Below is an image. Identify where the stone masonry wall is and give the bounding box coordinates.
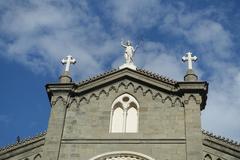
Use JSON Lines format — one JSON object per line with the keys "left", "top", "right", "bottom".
{"left": 61, "top": 80, "right": 186, "bottom": 159}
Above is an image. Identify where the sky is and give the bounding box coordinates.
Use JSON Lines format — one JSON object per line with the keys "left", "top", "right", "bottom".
{"left": 0, "top": 0, "right": 240, "bottom": 147}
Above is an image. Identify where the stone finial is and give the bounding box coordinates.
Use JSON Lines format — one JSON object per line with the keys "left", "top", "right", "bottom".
{"left": 59, "top": 55, "right": 76, "bottom": 83}
{"left": 61, "top": 55, "right": 76, "bottom": 72}
{"left": 182, "top": 52, "right": 198, "bottom": 81}
{"left": 119, "top": 40, "right": 137, "bottom": 70}
{"left": 182, "top": 52, "right": 197, "bottom": 70}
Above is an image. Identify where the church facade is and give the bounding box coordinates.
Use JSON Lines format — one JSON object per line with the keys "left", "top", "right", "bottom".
{"left": 0, "top": 51, "right": 240, "bottom": 160}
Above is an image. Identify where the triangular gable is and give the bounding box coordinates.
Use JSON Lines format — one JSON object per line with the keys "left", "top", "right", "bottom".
{"left": 75, "top": 68, "right": 178, "bottom": 95}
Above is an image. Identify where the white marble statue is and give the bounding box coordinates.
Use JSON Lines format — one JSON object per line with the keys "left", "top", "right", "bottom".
{"left": 182, "top": 52, "right": 197, "bottom": 70}
{"left": 61, "top": 55, "right": 76, "bottom": 72}
{"left": 121, "top": 40, "right": 138, "bottom": 64}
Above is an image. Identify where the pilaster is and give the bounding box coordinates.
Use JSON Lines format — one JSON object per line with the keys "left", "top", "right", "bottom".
{"left": 178, "top": 81, "right": 208, "bottom": 160}
{"left": 42, "top": 83, "right": 75, "bottom": 160}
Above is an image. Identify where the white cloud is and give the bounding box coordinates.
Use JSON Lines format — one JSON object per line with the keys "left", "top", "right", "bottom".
{"left": 187, "top": 20, "right": 233, "bottom": 59}
{"left": 201, "top": 61, "right": 240, "bottom": 141}
{"left": 106, "top": 0, "right": 161, "bottom": 30}
{"left": 202, "top": 84, "right": 240, "bottom": 141}
{"left": 0, "top": 0, "right": 120, "bottom": 77}
{"left": 136, "top": 41, "right": 186, "bottom": 80}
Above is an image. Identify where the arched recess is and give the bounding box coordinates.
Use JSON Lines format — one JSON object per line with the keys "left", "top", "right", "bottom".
{"left": 204, "top": 154, "right": 212, "bottom": 160}
{"left": 110, "top": 93, "right": 139, "bottom": 133}
{"left": 89, "top": 151, "right": 155, "bottom": 160}
{"left": 34, "top": 154, "right": 41, "bottom": 160}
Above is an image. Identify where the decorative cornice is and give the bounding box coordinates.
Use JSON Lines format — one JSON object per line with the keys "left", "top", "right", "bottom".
{"left": 74, "top": 68, "right": 207, "bottom": 110}
{"left": 202, "top": 129, "right": 240, "bottom": 148}
{"left": 183, "top": 94, "right": 202, "bottom": 105}
{"left": 70, "top": 81, "right": 183, "bottom": 107}
{"left": 51, "top": 96, "right": 68, "bottom": 106}
{"left": 79, "top": 69, "right": 118, "bottom": 85}
{"left": 78, "top": 68, "right": 177, "bottom": 87}
{"left": 136, "top": 68, "right": 177, "bottom": 84}
{"left": 0, "top": 131, "right": 46, "bottom": 154}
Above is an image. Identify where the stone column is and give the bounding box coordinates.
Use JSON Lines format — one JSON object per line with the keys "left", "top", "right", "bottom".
{"left": 178, "top": 79, "right": 208, "bottom": 160}
{"left": 42, "top": 82, "right": 75, "bottom": 160}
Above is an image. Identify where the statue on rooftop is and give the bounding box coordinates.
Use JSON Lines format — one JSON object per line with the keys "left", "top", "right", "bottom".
{"left": 121, "top": 40, "right": 138, "bottom": 64}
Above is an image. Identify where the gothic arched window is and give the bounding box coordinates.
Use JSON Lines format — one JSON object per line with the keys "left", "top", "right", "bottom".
{"left": 110, "top": 93, "right": 139, "bottom": 133}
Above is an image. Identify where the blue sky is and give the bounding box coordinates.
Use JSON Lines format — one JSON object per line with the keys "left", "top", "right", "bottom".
{"left": 0, "top": 0, "right": 240, "bottom": 147}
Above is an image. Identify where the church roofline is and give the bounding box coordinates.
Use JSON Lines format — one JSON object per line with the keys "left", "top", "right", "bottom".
{"left": 0, "top": 131, "right": 46, "bottom": 155}
{"left": 202, "top": 130, "right": 240, "bottom": 147}
{"left": 203, "top": 130, "right": 240, "bottom": 158}
{"left": 78, "top": 68, "right": 177, "bottom": 87}
{"left": 75, "top": 68, "right": 208, "bottom": 101}
{"left": 45, "top": 67, "right": 208, "bottom": 110}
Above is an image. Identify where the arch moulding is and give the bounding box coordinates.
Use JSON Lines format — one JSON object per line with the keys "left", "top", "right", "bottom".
{"left": 89, "top": 151, "right": 155, "bottom": 160}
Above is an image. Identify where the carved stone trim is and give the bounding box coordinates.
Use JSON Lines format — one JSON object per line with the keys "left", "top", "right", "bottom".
{"left": 51, "top": 96, "right": 68, "bottom": 106}
{"left": 202, "top": 130, "right": 240, "bottom": 148}
{"left": 34, "top": 153, "right": 42, "bottom": 159}
{"left": 204, "top": 154, "right": 212, "bottom": 160}
{"left": 183, "top": 94, "right": 202, "bottom": 105}
{"left": 68, "top": 81, "right": 183, "bottom": 108}
{"left": 89, "top": 151, "right": 155, "bottom": 160}
{"left": 68, "top": 98, "right": 79, "bottom": 108}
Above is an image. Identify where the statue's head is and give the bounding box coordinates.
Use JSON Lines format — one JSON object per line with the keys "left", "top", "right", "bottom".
{"left": 127, "top": 40, "right": 131, "bottom": 46}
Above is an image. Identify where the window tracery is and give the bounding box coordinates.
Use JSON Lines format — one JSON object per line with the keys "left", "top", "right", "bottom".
{"left": 110, "top": 93, "right": 139, "bottom": 133}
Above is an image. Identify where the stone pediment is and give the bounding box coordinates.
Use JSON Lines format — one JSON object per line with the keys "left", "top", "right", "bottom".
{"left": 67, "top": 68, "right": 207, "bottom": 96}
{"left": 75, "top": 68, "right": 178, "bottom": 94}
{"left": 46, "top": 68, "right": 208, "bottom": 110}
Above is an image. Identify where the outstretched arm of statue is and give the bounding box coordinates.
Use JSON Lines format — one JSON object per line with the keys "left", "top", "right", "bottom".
{"left": 121, "top": 41, "right": 127, "bottom": 48}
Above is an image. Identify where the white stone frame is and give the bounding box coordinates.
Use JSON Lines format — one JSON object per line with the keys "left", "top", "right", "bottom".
{"left": 89, "top": 151, "right": 155, "bottom": 160}
{"left": 109, "top": 93, "right": 139, "bottom": 133}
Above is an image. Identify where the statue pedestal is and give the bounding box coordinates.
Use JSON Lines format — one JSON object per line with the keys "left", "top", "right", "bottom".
{"left": 119, "top": 63, "right": 137, "bottom": 70}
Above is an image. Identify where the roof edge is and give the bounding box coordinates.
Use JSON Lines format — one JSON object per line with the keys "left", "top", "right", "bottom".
{"left": 202, "top": 129, "right": 240, "bottom": 150}
{"left": 78, "top": 68, "right": 178, "bottom": 87}
{"left": 0, "top": 131, "right": 46, "bottom": 155}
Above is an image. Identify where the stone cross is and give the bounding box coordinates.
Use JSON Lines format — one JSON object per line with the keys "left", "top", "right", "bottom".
{"left": 61, "top": 55, "right": 76, "bottom": 72}
{"left": 182, "top": 52, "right": 197, "bottom": 70}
